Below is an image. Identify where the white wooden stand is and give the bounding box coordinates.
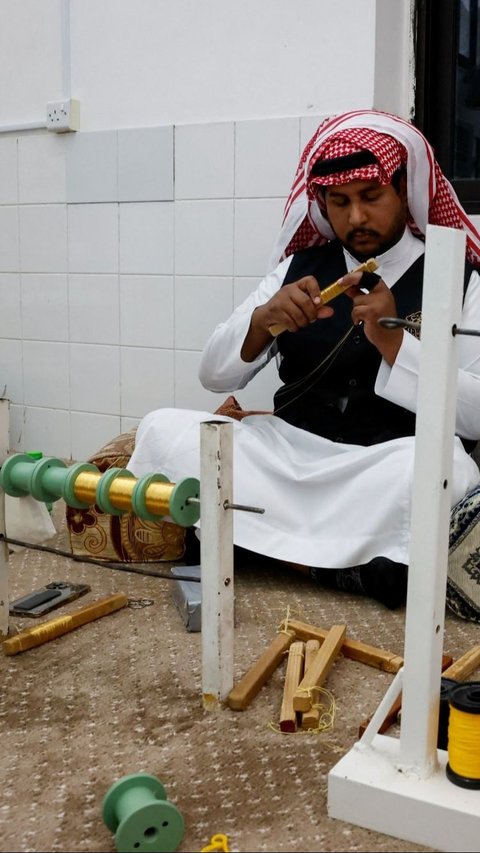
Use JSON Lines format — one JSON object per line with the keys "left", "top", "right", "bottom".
{"left": 0, "top": 398, "right": 10, "bottom": 637}
{"left": 328, "top": 734, "right": 479, "bottom": 851}
{"left": 327, "top": 226, "right": 480, "bottom": 851}
{"left": 200, "top": 420, "right": 235, "bottom": 709}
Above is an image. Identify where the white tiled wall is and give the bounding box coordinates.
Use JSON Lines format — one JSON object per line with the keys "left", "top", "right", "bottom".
{"left": 0, "top": 116, "right": 318, "bottom": 460}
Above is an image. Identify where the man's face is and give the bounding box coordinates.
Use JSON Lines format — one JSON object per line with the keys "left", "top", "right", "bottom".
{"left": 323, "top": 177, "right": 408, "bottom": 260}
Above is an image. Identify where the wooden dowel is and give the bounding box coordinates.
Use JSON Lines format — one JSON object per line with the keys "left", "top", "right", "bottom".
{"left": 2, "top": 592, "right": 128, "bottom": 655}
{"left": 279, "top": 641, "right": 305, "bottom": 732}
{"left": 293, "top": 624, "right": 346, "bottom": 713}
{"left": 287, "top": 619, "right": 403, "bottom": 673}
{"left": 227, "top": 629, "right": 296, "bottom": 711}
{"left": 357, "top": 653, "right": 454, "bottom": 738}
{"left": 442, "top": 644, "right": 480, "bottom": 680}
{"left": 389, "top": 647, "right": 480, "bottom": 731}
{"left": 302, "top": 639, "right": 321, "bottom": 730}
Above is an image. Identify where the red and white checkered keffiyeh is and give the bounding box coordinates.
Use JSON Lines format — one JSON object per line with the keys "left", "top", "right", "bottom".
{"left": 307, "top": 127, "right": 407, "bottom": 193}
{"left": 268, "top": 109, "right": 480, "bottom": 271}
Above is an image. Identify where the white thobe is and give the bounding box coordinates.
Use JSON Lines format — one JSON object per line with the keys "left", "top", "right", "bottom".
{"left": 128, "top": 229, "right": 480, "bottom": 569}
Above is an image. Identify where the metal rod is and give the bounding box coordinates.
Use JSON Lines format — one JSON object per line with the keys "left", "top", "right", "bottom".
{"left": 452, "top": 325, "right": 480, "bottom": 337}
{"left": 378, "top": 317, "right": 421, "bottom": 331}
{"left": 187, "top": 496, "right": 265, "bottom": 514}
{"left": 223, "top": 500, "right": 265, "bottom": 514}
{"left": 379, "top": 317, "right": 480, "bottom": 338}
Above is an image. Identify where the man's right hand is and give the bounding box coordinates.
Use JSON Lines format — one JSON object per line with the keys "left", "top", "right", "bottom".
{"left": 256, "top": 276, "right": 334, "bottom": 334}
{"left": 241, "top": 276, "right": 334, "bottom": 362}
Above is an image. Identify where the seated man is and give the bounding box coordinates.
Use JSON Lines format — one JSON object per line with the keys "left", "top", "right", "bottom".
{"left": 128, "top": 109, "right": 480, "bottom": 610}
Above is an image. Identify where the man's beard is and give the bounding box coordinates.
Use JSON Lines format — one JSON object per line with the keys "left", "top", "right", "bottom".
{"left": 344, "top": 225, "right": 405, "bottom": 260}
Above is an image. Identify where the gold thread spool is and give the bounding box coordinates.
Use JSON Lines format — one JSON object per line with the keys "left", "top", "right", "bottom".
{"left": 73, "top": 470, "right": 102, "bottom": 504}
{"left": 268, "top": 257, "right": 378, "bottom": 337}
{"left": 3, "top": 593, "right": 128, "bottom": 655}
{"left": 73, "top": 470, "right": 175, "bottom": 516}
{"left": 446, "top": 681, "right": 480, "bottom": 789}
{"left": 144, "top": 481, "right": 175, "bottom": 516}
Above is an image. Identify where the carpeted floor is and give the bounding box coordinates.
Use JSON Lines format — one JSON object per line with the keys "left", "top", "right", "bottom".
{"left": 1, "top": 502, "right": 478, "bottom": 853}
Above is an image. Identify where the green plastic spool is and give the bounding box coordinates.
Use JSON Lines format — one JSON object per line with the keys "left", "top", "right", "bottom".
{"left": 95, "top": 467, "right": 135, "bottom": 516}
{"left": 130, "top": 473, "right": 169, "bottom": 522}
{"left": 28, "top": 456, "right": 67, "bottom": 503}
{"left": 27, "top": 452, "right": 54, "bottom": 511}
{"left": 167, "top": 477, "right": 200, "bottom": 527}
{"left": 102, "top": 773, "right": 185, "bottom": 853}
{"left": 0, "top": 454, "right": 44, "bottom": 498}
{"left": 62, "top": 462, "right": 99, "bottom": 509}
{"left": 0, "top": 453, "right": 200, "bottom": 526}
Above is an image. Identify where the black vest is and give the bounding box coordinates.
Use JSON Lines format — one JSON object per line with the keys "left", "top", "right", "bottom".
{"left": 273, "top": 239, "right": 475, "bottom": 451}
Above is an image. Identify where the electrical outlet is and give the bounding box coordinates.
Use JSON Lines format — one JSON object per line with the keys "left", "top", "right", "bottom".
{"left": 46, "top": 99, "right": 80, "bottom": 133}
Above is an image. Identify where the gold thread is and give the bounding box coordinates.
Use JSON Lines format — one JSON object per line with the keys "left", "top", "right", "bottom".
{"left": 268, "top": 686, "right": 336, "bottom": 735}
{"left": 448, "top": 706, "right": 480, "bottom": 779}
{"left": 276, "top": 604, "right": 308, "bottom": 635}
{"left": 73, "top": 470, "right": 176, "bottom": 516}
{"left": 277, "top": 603, "right": 292, "bottom": 636}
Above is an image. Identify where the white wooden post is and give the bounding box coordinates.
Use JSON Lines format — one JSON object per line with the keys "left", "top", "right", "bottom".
{"left": 399, "top": 225, "right": 465, "bottom": 774}
{"left": 200, "top": 420, "right": 234, "bottom": 709}
{"left": 328, "top": 226, "right": 480, "bottom": 851}
{"left": 0, "top": 398, "right": 10, "bottom": 637}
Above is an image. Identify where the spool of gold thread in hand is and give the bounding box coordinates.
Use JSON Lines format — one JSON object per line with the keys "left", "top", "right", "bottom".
{"left": 3, "top": 592, "right": 128, "bottom": 655}
{"left": 268, "top": 257, "right": 378, "bottom": 337}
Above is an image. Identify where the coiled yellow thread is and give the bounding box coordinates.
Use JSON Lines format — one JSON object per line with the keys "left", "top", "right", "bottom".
{"left": 446, "top": 682, "right": 480, "bottom": 788}
{"left": 201, "top": 833, "right": 230, "bottom": 852}
{"left": 448, "top": 706, "right": 480, "bottom": 780}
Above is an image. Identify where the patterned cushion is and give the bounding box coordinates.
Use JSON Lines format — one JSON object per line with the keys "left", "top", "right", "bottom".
{"left": 448, "top": 483, "right": 480, "bottom": 622}
{"left": 66, "top": 428, "right": 186, "bottom": 563}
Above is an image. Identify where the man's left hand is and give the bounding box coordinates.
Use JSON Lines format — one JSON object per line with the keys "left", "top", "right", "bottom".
{"left": 342, "top": 271, "right": 403, "bottom": 365}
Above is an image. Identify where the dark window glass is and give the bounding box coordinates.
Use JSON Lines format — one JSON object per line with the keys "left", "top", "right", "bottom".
{"left": 415, "top": 0, "right": 480, "bottom": 212}
{"left": 455, "top": 0, "right": 480, "bottom": 179}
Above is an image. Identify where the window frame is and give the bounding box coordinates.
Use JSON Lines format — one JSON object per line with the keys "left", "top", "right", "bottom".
{"left": 415, "top": 0, "right": 480, "bottom": 213}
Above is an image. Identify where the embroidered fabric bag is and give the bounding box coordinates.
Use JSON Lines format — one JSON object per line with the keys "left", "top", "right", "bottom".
{"left": 448, "top": 484, "right": 480, "bottom": 623}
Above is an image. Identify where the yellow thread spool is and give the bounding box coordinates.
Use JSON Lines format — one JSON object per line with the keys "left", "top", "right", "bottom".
{"left": 73, "top": 470, "right": 174, "bottom": 515}
{"left": 446, "top": 681, "right": 480, "bottom": 789}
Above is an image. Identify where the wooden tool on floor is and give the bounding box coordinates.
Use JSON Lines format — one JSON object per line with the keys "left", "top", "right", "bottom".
{"left": 302, "top": 639, "right": 321, "bottom": 730}
{"left": 268, "top": 258, "right": 378, "bottom": 337}
{"left": 392, "top": 645, "right": 480, "bottom": 730}
{"left": 228, "top": 627, "right": 296, "bottom": 710}
{"left": 293, "top": 624, "right": 346, "bottom": 713}
{"left": 286, "top": 619, "right": 403, "bottom": 673}
{"left": 3, "top": 592, "right": 128, "bottom": 655}
{"left": 441, "top": 643, "right": 480, "bottom": 680}
{"left": 228, "top": 617, "right": 405, "bottom": 712}
{"left": 279, "top": 640, "right": 305, "bottom": 732}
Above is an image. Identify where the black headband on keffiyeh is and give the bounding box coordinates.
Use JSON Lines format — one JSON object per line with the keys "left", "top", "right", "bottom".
{"left": 310, "top": 149, "right": 379, "bottom": 178}
{"left": 267, "top": 109, "right": 480, "bottom": 272}
{"left": 308, "top": 127, "right": 407, "bottom": 193}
